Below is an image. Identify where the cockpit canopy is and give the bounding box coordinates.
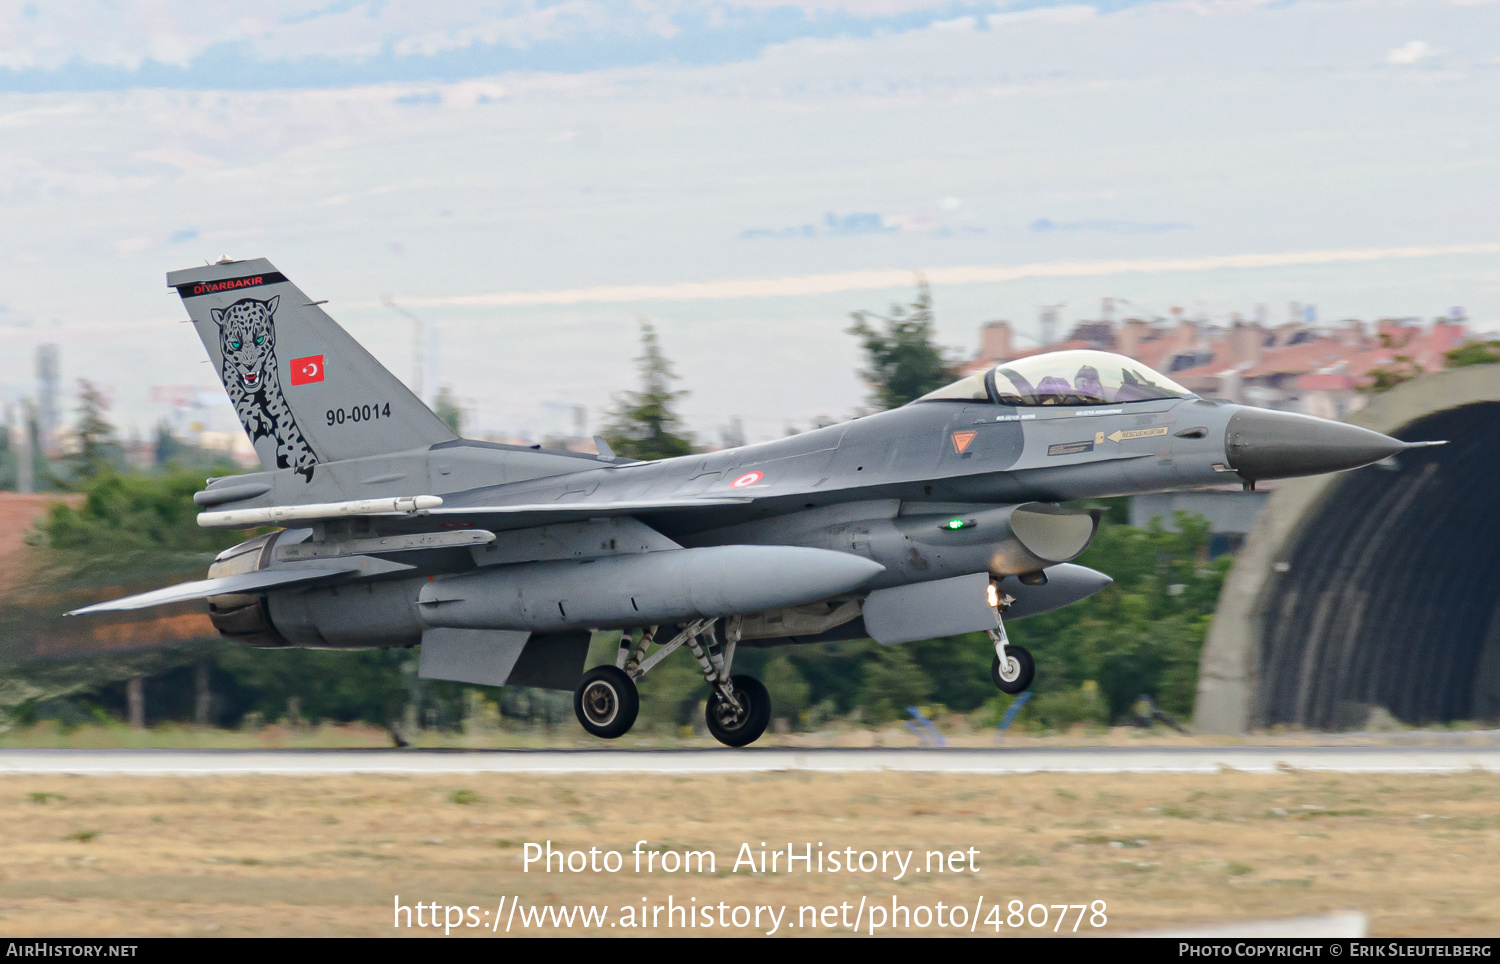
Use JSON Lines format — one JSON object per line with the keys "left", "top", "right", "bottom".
{"left": 917, "top": 350, "right": 1194, "bottom": 407}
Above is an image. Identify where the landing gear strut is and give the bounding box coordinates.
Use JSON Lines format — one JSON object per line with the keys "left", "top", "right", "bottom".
{"left": 571, "top": 616, "right": 773, "bottom": 747}
{"left": 988, "top": 592, "right": 1035, "bottom": 695}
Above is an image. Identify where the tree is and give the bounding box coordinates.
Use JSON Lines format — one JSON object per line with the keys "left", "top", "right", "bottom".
{"left": 1363, "top": 356, "right": 1422, "bottom": 394}
{"left": 854, "top": 644, "right": 934, "bottom": 724}
{"left": 68, "top": 380, "right": 122, "bottom": 482}
{"left": 152, "top": 420, "right": 180, "bottom": 467}
{"left": 600, "top": 321, "right": 696, "bottom": 460}
{"left": 434, "top": 387, "right": 464, "bottom": 435}
{"left": 774, "top": 504, "right": 1228, "bottom": 727}
{"left": 33, "top": 467, "right": 247, "bottom": 584}
{"left": 760, "top": 653, "right": 811, "bottom": 724}
{"left": 1445, "top": 340, "right": 1500, "bottom": 368}
{"left": 848, "top": 275, "right": 959, "bottom": 410}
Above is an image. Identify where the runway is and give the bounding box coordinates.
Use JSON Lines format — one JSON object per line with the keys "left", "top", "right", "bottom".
{"left": 1, "top": 745, "right": 1496, "bottom": 775}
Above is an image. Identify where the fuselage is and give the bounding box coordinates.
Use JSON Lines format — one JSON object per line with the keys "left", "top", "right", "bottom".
{"left": 196, "top": 361, "right": 1408, "bottom": 648}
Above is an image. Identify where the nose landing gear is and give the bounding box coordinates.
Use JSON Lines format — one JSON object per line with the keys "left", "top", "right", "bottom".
{"left": 988, "top": 591, "right": 1035, "bottom": 694}
{"left": 990, "top": 641, "right": 1035, "bottom": 694}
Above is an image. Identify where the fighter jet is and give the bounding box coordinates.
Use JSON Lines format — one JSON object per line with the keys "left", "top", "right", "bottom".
{"left": 70, "top": 259, "right": 1436, "bottom": 746}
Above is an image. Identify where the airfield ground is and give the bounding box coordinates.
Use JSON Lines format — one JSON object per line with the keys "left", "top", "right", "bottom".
{"left": 0, "top": 767, "right": 1495, "bottom": 937}
{"left": 4, "top": 719, "right": 1499, "bottom": 750}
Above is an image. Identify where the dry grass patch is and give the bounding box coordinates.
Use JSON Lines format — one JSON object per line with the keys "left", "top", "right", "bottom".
{"left": 0, "top": 770, "right": 1494, "bottom": 936}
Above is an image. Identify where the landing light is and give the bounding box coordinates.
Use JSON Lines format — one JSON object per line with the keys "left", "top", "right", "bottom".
{"left": 986, "top": 584, "right": 1000, "bottom": 608}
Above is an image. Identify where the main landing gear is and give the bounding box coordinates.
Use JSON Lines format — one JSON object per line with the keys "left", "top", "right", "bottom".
{"left": 987, "top": 592, "right": 1035, "bottom": 695}
{"left": 573, "top": 665, "right": 639, "bottom": 739}
{"left": 572, "top": 616, "right": 771, "bottom": 747}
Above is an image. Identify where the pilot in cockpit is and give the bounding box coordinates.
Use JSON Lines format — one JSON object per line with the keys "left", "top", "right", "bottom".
{"left": 1034, "top": 375, "right": 1072, "bottom": 400}
{"left": 1073, "top": 365, "right": 1105, "bottom": 401}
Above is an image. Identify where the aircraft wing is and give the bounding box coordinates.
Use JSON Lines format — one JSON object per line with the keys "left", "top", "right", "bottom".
{"left": 67, "top": 565, "right": 360, "bottom": 615}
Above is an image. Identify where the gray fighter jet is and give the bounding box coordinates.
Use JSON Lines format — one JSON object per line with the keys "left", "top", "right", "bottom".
{"left": 71, "top": 259, "right": 1437, "bottom": 746}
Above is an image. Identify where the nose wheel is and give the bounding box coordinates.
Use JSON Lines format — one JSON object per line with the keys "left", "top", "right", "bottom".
{"left": 991, "top": 645, "right": 1034, "bottom": 694}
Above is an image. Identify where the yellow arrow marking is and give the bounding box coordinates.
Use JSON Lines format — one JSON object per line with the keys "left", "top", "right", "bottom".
{"left": 1106, "top": 426, "right": 1170, "bottom": 443}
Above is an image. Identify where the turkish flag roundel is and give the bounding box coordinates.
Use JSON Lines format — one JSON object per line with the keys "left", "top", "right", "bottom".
{"left": 290, "top": 355, "right": 325, "bottom": 386}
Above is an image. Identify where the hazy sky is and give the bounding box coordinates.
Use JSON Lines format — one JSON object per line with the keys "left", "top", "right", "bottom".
{"left": 2, "top": 0, "right": 1497, "bottom": 444}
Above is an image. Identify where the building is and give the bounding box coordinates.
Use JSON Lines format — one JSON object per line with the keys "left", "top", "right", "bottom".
{"left": 966, "top": 312, "right": 1470, "bottom": 420}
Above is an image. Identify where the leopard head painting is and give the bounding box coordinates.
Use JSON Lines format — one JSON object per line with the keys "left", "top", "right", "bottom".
{"left": 210, "top": 295, "right": 317, "bottom": 482}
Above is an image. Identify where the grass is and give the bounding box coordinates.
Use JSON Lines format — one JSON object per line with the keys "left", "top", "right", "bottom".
{"left": 0, "top": 771, "right": 1494, "bottom": 936}
{"left": 3, "top": 718, "right": 1497, "bottom": 752}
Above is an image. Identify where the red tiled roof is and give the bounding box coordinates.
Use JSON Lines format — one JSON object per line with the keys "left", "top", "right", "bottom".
{"left": 961, "top": 339, "right": 1096, "bottom": 374}
{"left": 1238, "top": 341, "right": 1352, "bottom": 378}
{"left": 962, "top": 323, "right": 1467, "bottom": 386}
{"left": 1297, "top": 372, "right": 1361, "bottom": 391}
{"left": 1130, "top": 339, "right": 1182, "bottom": 373}
{"left": 0, "top": 493, "right": 81, "bottom": 596}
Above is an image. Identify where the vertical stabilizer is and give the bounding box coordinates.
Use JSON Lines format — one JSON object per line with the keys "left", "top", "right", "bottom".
{"left": 168, "top": 259, "right": 457, "bottom": 481}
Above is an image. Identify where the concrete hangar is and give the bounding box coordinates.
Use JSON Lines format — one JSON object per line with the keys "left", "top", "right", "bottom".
{"left": 1196, "top": 364, "right": 1500, "bottom": 733}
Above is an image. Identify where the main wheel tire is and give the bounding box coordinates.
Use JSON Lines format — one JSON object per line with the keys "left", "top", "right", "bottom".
{"left": 991, "top": 645, "right": 1035, "bottom": 694}
{"left": 705, "top": 675, "right": 771, "bottom": 748}
{"left": 574, "top": 665, "right": 639, "bottom": 739}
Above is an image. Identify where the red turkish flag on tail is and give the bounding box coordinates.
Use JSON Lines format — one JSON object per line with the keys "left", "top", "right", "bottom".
{"left": 290, "top": 355, "right": 325, "bottom": 386}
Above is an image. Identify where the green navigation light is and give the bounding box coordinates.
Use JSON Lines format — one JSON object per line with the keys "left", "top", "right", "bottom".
{"left": 945, "top": 519, "right": 970, "bottom": 530}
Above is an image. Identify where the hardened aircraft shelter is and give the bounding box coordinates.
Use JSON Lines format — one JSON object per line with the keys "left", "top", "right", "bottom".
{"left": 1197, "top": 365, "right": 1500, "bottom": 732}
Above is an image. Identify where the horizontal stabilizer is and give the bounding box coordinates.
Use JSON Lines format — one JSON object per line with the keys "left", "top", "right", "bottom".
{"left": 67, "top": 565, "right": 358, "bottom": 615}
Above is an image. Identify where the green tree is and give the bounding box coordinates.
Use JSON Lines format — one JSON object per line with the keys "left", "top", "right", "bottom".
{"left": 1445, "top": 340, "right": 1500, "bottom": 368}
{"left": 634, "top": 655, "right": 705, "bottom": 732}
{"left": 213, "top": 647, "right": 412, "bottom": 725}
{"left": 778, "top": 507, "right": 1227, "bottom": 727}
{"left": 434, "top": 387, "right": 464, "bottom": 435}
{"left": 1363, "top": 356, "right": 1422, "bottom": 393}
{"left": 68, "top": 380, "right": 123, "bottom": 482}
{"left": 760, "top": 653, "right": 811, "bottom": 725}
{"left": 31, "top": 467, "right": 247, "bottom": 584}
{"left": 990, "top": 510, "right": 1230, "bottom": 721}
{"left": 600, "top": 321, "right": 696, "bottom": 460}
{"left": 152, "top": 420, "right": 181, "bottom": 467}
{"left": 848, "top": 275, "right": 959, "bottom": 410}
{"left": 854, "top": 645, "right": 934, "bottom": 724}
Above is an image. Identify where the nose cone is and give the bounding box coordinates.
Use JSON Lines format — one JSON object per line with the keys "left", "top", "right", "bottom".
{"left": 1225, "top": 407, "right": 1406, "bottom": 481}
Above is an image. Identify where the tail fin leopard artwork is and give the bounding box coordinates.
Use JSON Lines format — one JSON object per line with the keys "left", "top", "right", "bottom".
{"left": 173, "top": 260, "right": 456, "bottom": 481}
{"left": 209, "top": 294, "right": 317, "bottom": 482}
